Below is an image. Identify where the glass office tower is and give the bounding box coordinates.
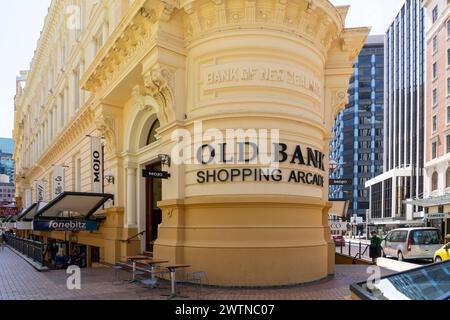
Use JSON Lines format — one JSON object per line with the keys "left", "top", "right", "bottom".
{"left": 330, "top": 35, "right": 385, "bottom": 218}
{"left": 0, "top": 138, "right": 15, "bottom": 183}
{"left": 366, "top": 0, "right": 425, "bottom": 228}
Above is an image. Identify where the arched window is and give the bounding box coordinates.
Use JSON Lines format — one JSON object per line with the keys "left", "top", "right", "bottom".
{"left": 432, "top": 171, "right": 439, "bottom": 191}
{"left": 146, "top": 119, "right": 160, "bottom": 146}
{"left": 446, "top": 168, "right": 450, "bottom": 188}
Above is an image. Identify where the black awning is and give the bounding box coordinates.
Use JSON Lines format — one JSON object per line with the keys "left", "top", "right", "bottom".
{"left": 34, "top": 192, "right": 114, "bottom": 220}
{"left": 5, "top": 215, "right": 18, "bottom": 223}
{"left": 17, "top": 202, "right": 48, "bottom": 221}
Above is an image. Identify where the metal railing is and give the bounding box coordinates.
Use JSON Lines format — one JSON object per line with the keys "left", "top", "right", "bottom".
{"left": 5, "top": 235, "right": 45, "bottom": 266}
{"left": 121, "top": 230, "right": 145, "bottom": 244}
{"left": 336, "top": 240, "right": 371, "bottom": 264}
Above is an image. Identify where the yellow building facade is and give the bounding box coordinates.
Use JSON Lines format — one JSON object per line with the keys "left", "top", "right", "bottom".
{"left": 14, "top": 0, "right": 368, "bottom": 286}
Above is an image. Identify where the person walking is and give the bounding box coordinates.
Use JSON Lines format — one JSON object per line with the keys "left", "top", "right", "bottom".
{"left": 0, "top": 230, "right": 3, "bottom": 251}
{"left": 369, "top": 230, "right": 382, "bottom": 265}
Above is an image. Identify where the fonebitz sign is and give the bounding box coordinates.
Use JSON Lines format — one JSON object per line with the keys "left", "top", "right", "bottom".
{"left": 33, "top": 220, "right": 99, "bottom": 231}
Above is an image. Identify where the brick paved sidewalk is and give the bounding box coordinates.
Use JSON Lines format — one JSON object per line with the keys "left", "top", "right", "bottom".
{"left": 0, "top": 247, "right": 397, "bottom": 300}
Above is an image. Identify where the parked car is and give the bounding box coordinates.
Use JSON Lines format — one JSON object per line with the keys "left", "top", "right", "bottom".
{"left": 434, "top": 243, "right": 450, "bottom": 263}
{"left": 332, "top": 235, "right": 346, "bottom": 247}
{"left": 381, "top": 228, "right": 442, "bottom": 261}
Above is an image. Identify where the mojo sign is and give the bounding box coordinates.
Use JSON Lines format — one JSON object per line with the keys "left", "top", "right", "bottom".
{"left": 91, "top": 136, "right": 103, "bottom": 193}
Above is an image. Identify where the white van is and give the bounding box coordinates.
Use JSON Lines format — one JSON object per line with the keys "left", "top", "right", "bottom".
{"left": 381, "top": 228, "right": 442, "bottom": 261}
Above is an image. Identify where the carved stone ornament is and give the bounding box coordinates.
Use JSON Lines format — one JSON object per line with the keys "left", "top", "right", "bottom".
{"left": 332, "top": 90, "right": 349, "bottom": 115}
{"left": 132, "top": 85, "right": 160, "bottom": 113}
{"left": 143, "top": 66, "right": 176, "bottom": 125}
{"left": 95, "top": 115, "right": 117, "bottom": 155}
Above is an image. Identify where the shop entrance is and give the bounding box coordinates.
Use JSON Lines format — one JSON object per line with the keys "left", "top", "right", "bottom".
{"left": 69, "top": 243, "right": 87, "bottom": 268}
{"left": 145, "top": 162, "right": 163, "bottom": 252}
{"left": 45, "top": 239, "right": 69, "bottom": 269}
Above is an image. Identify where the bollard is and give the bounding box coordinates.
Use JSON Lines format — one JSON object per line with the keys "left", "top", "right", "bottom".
{"left": 359, "top": 242, "right": 362, "bottom": 259}
{"left": 349, "top": 242, "right": 351, "bottom": 256}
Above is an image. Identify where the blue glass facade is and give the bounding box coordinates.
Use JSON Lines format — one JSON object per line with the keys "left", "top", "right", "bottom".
{"left": 330, "top": 36, "right": 384, "bottom": 218}
{"left": 0, "top": 138, "right": 14, "bottom": 183}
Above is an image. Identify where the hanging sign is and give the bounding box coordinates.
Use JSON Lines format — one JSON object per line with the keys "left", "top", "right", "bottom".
{"left": 142, "top": 170, "right": 171, "bottom": 179}
{"left": 329, "top": 179, "right": 352, "bottom": 186}
{"left": 91, "top": 136, "right": 103, "bottom": 193}
{"left": 53, "top": 165, "right": 65, "bottom": 199}
{"left": 36, "top": 181, "right": 46, "bottom": 202}
{"left": 25, "top": 188, "right": 32, "bottom": 209}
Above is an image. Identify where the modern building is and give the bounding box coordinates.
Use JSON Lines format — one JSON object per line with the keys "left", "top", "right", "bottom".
{"left": 13, "top": 0, "right": 368, "bottom": 286}
{"left": 366, "top": 0, "right": 426, "bottom": 230}
{"left": 0, "top": 181, "right": 15, "bottom": 204}
{"left": 329, "top": 35, "right": 385, "bottom": 222}
{"left": 410, "top": 0, "right": 450, "bottom": 237}
{"left": 0, "top": 138, "right": 14, "bottom": 183}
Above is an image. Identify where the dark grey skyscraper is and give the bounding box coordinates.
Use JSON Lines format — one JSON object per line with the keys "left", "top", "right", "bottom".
{"left": 366, "top": 0, "right": 425, "bottom": 228}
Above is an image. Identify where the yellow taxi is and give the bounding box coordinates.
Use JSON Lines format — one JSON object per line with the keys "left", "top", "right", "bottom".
{"left": 434, "top": 236, "right": 450, "bottom": 263}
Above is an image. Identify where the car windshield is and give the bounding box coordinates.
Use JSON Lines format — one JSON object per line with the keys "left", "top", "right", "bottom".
{"left": 412, "top": 230, "right": 440, "bottom": 245}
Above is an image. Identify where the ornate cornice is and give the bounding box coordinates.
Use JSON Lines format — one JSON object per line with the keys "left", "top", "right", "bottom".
{"left": 181, "top": 0, "right": 343, "bottom": 51}
{"left": 19, "top": 0, "right": 62, "bottom": 109}
{"left": 81, "top": 0, "right": 178, "bottom": 92}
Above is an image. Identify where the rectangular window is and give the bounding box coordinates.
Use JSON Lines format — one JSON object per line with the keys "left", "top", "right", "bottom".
{"left": 447, "top": 20, "right": 450, "bottom": 37}
{"left": 59, "top": 94, "right": 64, "bottom": 128}
{"left": 94, "top": 29, "right": 103, "bottom": 54}
{"left": 433, "top": 36, "right": 438, "bottom": 52}
{"left": 433, "top": 62, "right": 438, "bottom": 79}
{"left": 448, "top": 78, "right": 450, "bottom": 95}
{"left": 433, "top": 115, "right": 438, "bottom": 132}
{"left": 75, "top": 158, "right": 82, "bottom": 192}
{"left": 432, "top": 6, "right": 439, "bottom": 23}
{"left": 448, "top": 49, "right": 450, "bottom": 66}
{"left": 73, "top": 70, "right": 80, "bottom": 111}
{"left": 447, "top": 135, "right": 450, "bottom": 153}
{"left": 61, "top": 44, "right": 66, "bottom": 67}
{"left": 433, "top": 88, "right": 438, "bottom": 106}
{"left": 447, "top": 106, "right": 450, "bottom": 124}
{"left": 432, "top": 142, "right": 437, "bottom": 159}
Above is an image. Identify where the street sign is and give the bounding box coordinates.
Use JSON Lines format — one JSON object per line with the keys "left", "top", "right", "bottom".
{"left": 425, "top": 213, "right": 446, "bottom": 220}
{"left": 329, "top": 222, "right": 348, "bottom": 231}
{"left": 142, "top": 170, "right": 171, "bottom": 179}
{"left": 329, "top": 179, "right": 352, "bottom": 186}
{"left": 351, "top": 216, "right": 363, "bottom": 224}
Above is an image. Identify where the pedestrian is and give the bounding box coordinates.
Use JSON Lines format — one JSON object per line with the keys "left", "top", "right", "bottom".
{"left": 369, "top": 230, "right": 382, "bottom": 265}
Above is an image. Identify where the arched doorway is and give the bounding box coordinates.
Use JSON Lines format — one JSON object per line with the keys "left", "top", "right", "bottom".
{"left": 144, "top": 119, "right": 162, "bottom": 252}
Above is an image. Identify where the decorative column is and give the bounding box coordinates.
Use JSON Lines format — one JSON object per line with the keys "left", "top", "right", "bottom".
{"left": 126, "top": 165, "right": 138, "bottom": 228}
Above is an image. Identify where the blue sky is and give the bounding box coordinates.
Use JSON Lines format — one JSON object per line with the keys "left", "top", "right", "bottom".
{"left": 0, "top": 0, "right": 405, "bottom": 139}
